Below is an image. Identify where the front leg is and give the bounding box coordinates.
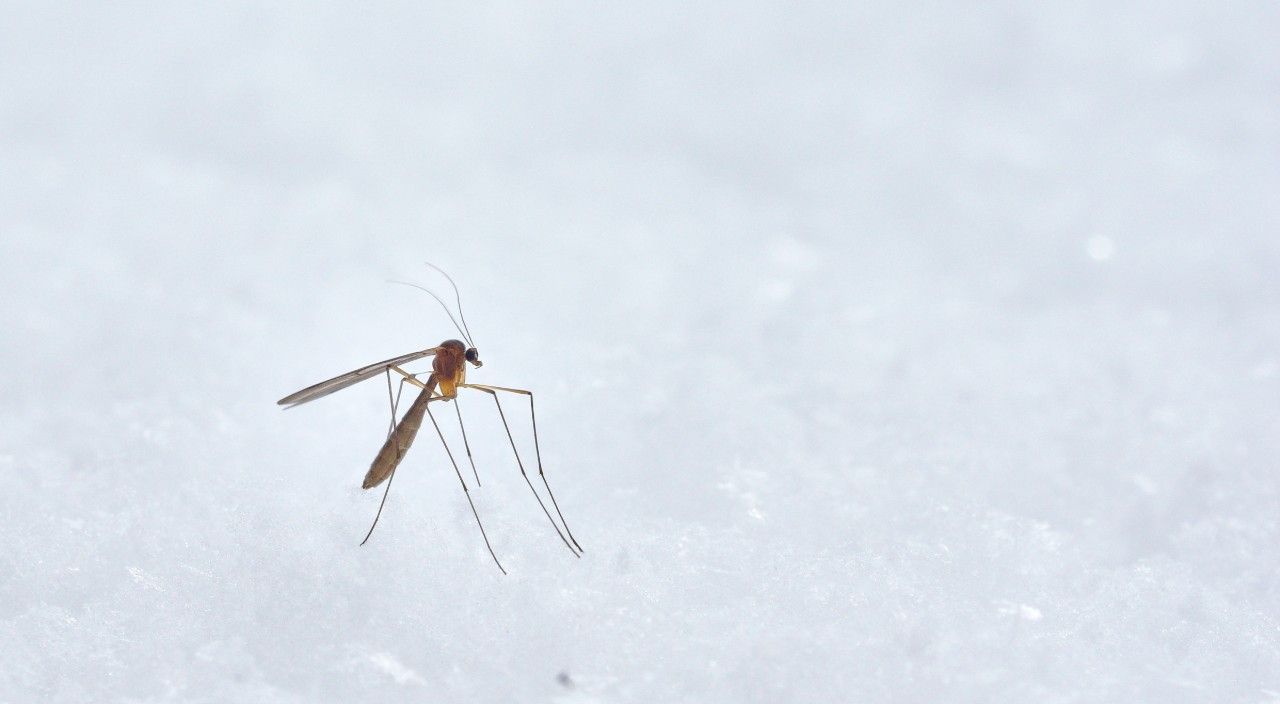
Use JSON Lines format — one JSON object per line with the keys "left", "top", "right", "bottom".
{"left": 459, "top": 383, "right": 583, "bottom": 553}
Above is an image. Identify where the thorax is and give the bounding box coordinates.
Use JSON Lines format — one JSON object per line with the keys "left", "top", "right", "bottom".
{"left": 432, "top": 340, "right": 467, "bottom": 397}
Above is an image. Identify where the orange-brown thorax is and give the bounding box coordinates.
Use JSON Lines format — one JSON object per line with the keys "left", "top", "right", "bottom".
{"left": 433, "top": 339, "right": 468, "bottom": 397}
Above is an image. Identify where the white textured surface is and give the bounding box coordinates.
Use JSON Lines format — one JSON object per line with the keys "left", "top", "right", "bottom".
{"left": 3, "top": 2, "right": 1278, "bottom": 702}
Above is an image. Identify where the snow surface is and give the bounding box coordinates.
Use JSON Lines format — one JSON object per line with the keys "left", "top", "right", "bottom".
{"left": 3, "top": 2, "right": 1279, "bottom": 702}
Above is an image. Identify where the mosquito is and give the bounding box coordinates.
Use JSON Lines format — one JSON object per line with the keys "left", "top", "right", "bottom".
{"left": 276, "top": 264, "right": 582, "bottom": 573}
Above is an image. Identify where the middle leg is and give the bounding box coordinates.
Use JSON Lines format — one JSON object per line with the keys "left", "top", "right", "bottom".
{"left": 424, "top": 401, "right": 507, "bottom": 574}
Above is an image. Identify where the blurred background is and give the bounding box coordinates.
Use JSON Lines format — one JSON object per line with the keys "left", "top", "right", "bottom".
{"left": 2, "top": 2, "right": 1278, "bottom": 702}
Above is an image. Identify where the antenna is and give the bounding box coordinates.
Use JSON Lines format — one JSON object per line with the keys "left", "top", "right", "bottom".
{"left": 387, "top": 280, "right": 472, "bottom": 346}
{"left": 424, "top": 262, "right": 475, "bottom": 347}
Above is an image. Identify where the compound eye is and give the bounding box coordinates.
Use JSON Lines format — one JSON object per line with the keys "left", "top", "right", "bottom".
{"left": 465, "top": 348, "right": 479, "bottom": 363}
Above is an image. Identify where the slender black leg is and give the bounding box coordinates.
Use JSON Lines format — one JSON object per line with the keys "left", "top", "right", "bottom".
{"left": 461, "top": 384, "right": 580, "bottom": 557}
{"left": 425, "top": 402, "right": 507, "bottom": 574}
{"left": 523, "top": 391, "right": 582, "bottom": 553}
{"left": 453, "top": 398, "right": 481, "bottom": 487}
{"left": 464, "top": 384, "right": 582, "bottom": 552}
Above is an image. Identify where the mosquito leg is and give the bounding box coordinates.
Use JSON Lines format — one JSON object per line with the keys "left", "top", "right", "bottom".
{"left": 465, "top": 384, "right": 582, "bottom": 552}
{"left": 521, "top": 391, "right": 583, "bottom": 553}
{"left": 453, "top": 399, "right": 482, "bottom": 487}
{"left": 425, "top": 401, "right": 507, "bottom": 574}
{"left": 360, "top": 371, "right": 413, "bottom": 546}
{"left": 461, "top": 384, "right": 581, "bottom": 557}
{"left": 391, "top": 365, "right": 430, "bottom": 390}
{"left": 385, "top": 369, "right": 408, "bottom": 437}
{"left": 360, "top": 466, "right": 399, "bottom": 546}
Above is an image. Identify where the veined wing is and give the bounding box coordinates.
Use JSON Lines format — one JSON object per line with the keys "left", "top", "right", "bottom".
{"left": 277, "top": 348, "right": 439, "bottom": 408}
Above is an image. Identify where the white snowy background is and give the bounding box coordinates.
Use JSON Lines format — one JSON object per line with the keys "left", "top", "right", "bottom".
{"left": 2, "top": 2, "right": 1278, "bottom": 702}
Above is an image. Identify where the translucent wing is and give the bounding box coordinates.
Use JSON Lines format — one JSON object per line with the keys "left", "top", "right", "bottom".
{"left": 277, "top": 348, "right": 439, "bottom": 408}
